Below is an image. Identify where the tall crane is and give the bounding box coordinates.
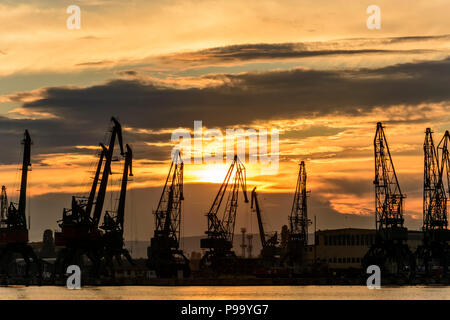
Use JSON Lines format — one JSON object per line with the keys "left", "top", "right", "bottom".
{"left": 373, "top": 122, "right": 406, "bottom": 237}
{"left": 416, "top": 130, "right": 450, "bottom": 274}
{"left": 0, "top": 130, "right": 40, "bottom": 279}
{"left": 101, "top": 144, "right": 134, "bottom": 274}
{"left": 251, "top": 187, "right": 280, "bottom": 260}
{"left": 200, "top": 155, "right": 248, "bottom": 272}
{"left": 289, "top": 161, "right": 310, "bottom": 246}
{"left": 147, "top": 150, "right": 190, "bottom": 277}
{"left": 284, "top": 161, "right": 311, "bottom": 266}
{"left": 55, "top": 117, "right": 125, "bottom": 277}
{"left": 363, "top": 122, "right": 413, "bottom": 274}
{"left": 423, "top": 129, "right": 447, "bottom": 233}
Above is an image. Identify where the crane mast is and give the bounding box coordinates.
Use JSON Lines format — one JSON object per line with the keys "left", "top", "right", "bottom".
{"left": 251, "top": 187, "right": 280, "bottom": 260}
{"left": 0, "top": 130, "right": 40, "bottom": 279}
{"left": 92, "top": 117, "right": 124, "bottom": 227}
{"left": 437, "top": 130, "right": 450, "bottom": 222}
{"left": 251, "top": 187, "right": 267, "bottom": 249}
{"left": 148, "top": 150, "right": 190, "bottom": 277}
{"left": 289, "top": 161, "right": 310, "bottom": 246}
{"left": 116, "top": 144, "right": 133, "bottom": 232}
{"left": 5, "top": 130, "right": 32, "bottom": 230}
{"left": 100, "top": 144, "right": 134, "bottom": 270}
{"left": 202, "top": 155, "right": 248, "bottom": 249}
{"left": 200, "top": 155, "right": 248, "bottom": 272}
{"left": 424, "top": 128, "right": 447, "bottom": 233}
{"left": 154, "top": 150, "right": 184, "bottom": 247}
{"left": 363, "top": 122, "right": 413, "bottom": 274}
{"left": 374, "top": 122, "right": 406, "bottom": 238}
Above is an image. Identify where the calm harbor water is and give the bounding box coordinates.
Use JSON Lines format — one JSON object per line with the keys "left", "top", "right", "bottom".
{"left": 0, "top": 285, "right": 449, "bottom": 300}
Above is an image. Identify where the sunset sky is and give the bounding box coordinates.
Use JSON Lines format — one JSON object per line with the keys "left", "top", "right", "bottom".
{"left": 1, "top": 0, "right": 450, "bottom": 243}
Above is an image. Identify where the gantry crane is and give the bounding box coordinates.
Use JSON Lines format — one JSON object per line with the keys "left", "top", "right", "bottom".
{"left": 0, "top": 130, "right": 40, "bottom": 280}
{"left": 100, "top": 144, "right": 134, "bottom": 275}
{"left": 251, "top": 187, "right": 280, "bottom": 261}
{"left": 200, "top": 155, "right": 248, "bottom": 273}
{"left": 55, "top": 117, "right": 124, "bottom": 277}
{"left": 284, "top": 161, "right": 311, "bottom": 266}
{"left": 363, "top": 122, "right": 413, "bottom": 274}
{"left": 147, "top": 150, "right": 190, "bottom": 278}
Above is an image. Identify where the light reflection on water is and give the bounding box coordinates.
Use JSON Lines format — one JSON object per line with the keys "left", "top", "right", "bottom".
{"left": 0, "top": 285, "right": 449, "bottom": 300}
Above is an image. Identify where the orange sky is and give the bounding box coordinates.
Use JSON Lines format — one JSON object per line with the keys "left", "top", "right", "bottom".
{"left": 0, "top": 0, "right": 449, "bottom": 241}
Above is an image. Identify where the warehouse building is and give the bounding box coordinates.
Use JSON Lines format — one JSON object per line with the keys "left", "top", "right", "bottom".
{"left": 306, "top": 228, "right": 423, "bottom": 269}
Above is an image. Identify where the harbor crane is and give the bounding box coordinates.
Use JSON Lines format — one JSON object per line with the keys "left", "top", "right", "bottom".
{"left": 55, "top": 117, "right": 124, "bottom": 277}
{"left": 416, "top": 129, "right": 450, "bottom": 274}
{"left": 147, "top": 150, "right": 190, "bottom": 278}
{"left": 363, "top": 122, "right": 414, "bottom": 274}
{"left": 0, "top": 130, "right": 40, "bottom": 280}
{"left": 200, "top": 155, "right": 248, "bottom": 273}
{"left": 285, "top": 161, "right": 311, "bottom": 266}
{"left": 251, "top": 187, "right": 281, "bottom": 260}
{"left": 100, "top": 144, "right": 134, "bottom": 275}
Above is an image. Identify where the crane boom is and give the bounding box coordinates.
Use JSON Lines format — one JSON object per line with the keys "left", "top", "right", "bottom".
{"left": 251, "top": 187, "right": 266, "bottom": 248}
{"left": 85, "top": 144, "right": 107, "bottom": 218}
{"left": 204, "top": 155, "right": 248, "bottom": 245}
{"left": 116, "top": 144, "right": 133, "bottom": 232}
{"left": 92, "top": 117, "right": 124, "bottom": 226}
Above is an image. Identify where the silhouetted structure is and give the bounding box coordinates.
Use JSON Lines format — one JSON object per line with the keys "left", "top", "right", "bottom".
{"left": 285, "top": 161, "right": 311, "bottom": 267}
{"left": 39, "top": 229, "right": 56, "bottom": 258}
{"left": 0, "top": 130, "right": 40, "bottom": 279}
{"left": 416, "top": 129, "right": 450, "bottom": 273}
{"left": 363, "top": 122, "right": 414, "bottom": 274}
{"left": 55, "top": 117, "right": 131, "bottom": 277}
{"left": 147, "top": 151, "right": 190, "bottom": 278}
{"left": 100, "top": 144, "right": 134, "bottom": 275}
{"left": 200, "top": 155, "right": 248, "bottom": 273}
{"left": 251, "top": 187, "right": 280, "bottom": 261}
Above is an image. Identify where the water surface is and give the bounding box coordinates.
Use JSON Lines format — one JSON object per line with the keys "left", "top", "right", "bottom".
{"left": 0, "top": 285, "right": 449, "bottom": 300}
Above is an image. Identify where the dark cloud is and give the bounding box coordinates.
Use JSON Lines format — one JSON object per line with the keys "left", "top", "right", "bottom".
{"left": 163, "top": 35, "right": 447, "bottom": 64}
{"left": 1, "top": 57, "right": 448, "bottom": 165}
{"left": 75, "top": 60, "right": 113, "bottom": 67}
{"left": 168, "top": 44, "right": 422, "bottom": 63}
{"left": 20, "top": 57, "right": 450, "bottom": 129}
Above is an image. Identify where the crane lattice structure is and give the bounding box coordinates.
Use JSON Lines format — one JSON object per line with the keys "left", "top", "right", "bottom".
{"left": 200, "top": 155, "right": 248, "bottom": 273}
{"left": 289, "top": 161, "right": 311, "bottom": 246}
{"left": 363, "top": 122, "right": 413, "bottom": 274}
{"left": 147, "top": 150, "right": 190, "bottom": 278}
{"left": 0, "top": 130, "right": 40, "bottom": 280}
{"left": 416, "top": 129, "right": 450, "bottom": 274}
{"left": 55, "top": 117, "right": 126, "bottom": 277}
{"left": 423, "top": 128, "right": 447, "bottom": 234}
{"left": 251, "top": 187, "right": 280, "bottom": 261}
{"left": 284, "top": 161, "right": 311, "bottom": 266}
{"left": 101, "top": 144, "right": 134, "bottom": 274}
{"left": 374, "top": 123, "right": 406, "bottom": 237}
